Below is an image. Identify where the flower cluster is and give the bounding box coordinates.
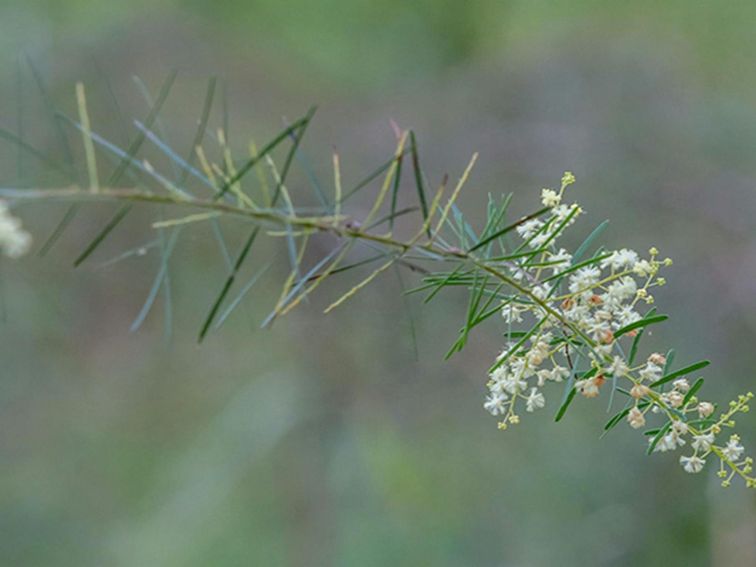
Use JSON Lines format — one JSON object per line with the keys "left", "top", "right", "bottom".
{"left": 483, "top": 173, "right": 755, "bottom": 488}
{"left": 0, "top": 200, "right": 31, "bottom": 258}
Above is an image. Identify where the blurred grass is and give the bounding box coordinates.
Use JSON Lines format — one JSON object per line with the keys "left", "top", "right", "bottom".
{"left": 0, "top": 1, "right": 755, "bottom": 566}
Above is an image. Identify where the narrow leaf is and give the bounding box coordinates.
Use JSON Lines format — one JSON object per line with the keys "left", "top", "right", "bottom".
{"left": 650, "top": 360, "right": 710, "bottom": 389}
{"left": 199, "top": 227, "right": 260, "bottom": 341}
{"left": 555, "top": 388, "right": 577, "bottom": 422}
{"left": 614, "top": 314, "right": 668, "bottom": 339}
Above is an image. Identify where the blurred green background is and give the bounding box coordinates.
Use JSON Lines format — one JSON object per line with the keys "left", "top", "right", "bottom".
{"left": 1, "top": 1, "right": 755, "bottom": 565}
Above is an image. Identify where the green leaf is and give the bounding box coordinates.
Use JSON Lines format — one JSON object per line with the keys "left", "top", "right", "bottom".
{"left": 421, "top": 265, "right": 467, "bottom": 303}
{"left": 650, "top": 360, "right": 711, "bottom": 388}
{"left": 489, "top": 316, "right": 547, "bottom": 373}
{"left": 477, "top": 193, "right": 513, "bottom": 254}
{"left": 522, "top": 204, "right": 580, "bottom": 259}
{"left": 198, "top": 227, "right": 260, "bottom": 342}
{"left": 109, "top": 70, "right": 178, "bottom": 186}
{"left": 340, "top": 149, "right": 411, "bottom": 204}
{"left": 271, "top": 106, "right": 317, "bottom": 204}
{"left": 409, "top": 131, "right": 429, "bottom": 235}
{"left": 604, "top": 407, "right": 632, "bottom": 431}
{"left": 179, "top": 76, "right": 216, "bottom": 187}
{"left": 614, "top": 314, "right": 668, "bottom": 339}
{"left": 215, "top": 107, "right": 316, "bottom": 202}
{"left": 682, "top": 377, "right": 705, "bottom": 406}
{"left": 130, "top": 227, "right": 181, "bottom": 332}
{"left": 541, "top": 252, "right": 612, "bottom": 283}
{"left": 663, "top": 348, "right": 676, "bottom": 377}
{"left": 214, "top": 262, "right": 273, "bottom": 329}
{"left": 389, "top": 142, "right": 404, "bottom": 231}
{"left": 603, "top": 400, "right": 650, "bottom": 432}
{"left": 73, "top": 204, "right": 133, "bottom": 267}
{"left": 572, "top": 220, "right": 609, "bottom": 264}
{"left": 555, "top": 387, "right": 577, "bottom": 422}
{"left": 628, "top": 307, "right": 656, "bottom": 365}
{"left": 646, "top": 421, "right": 672, "bottom": 454}
{"left": 0, "top": 128, "right": 73, "bottom": 176}
{"left": 468, "top": 207, "right": 550, "bottom": 252}
{"left": 73, "top": 70, "right": 179, "bottom": 266}
{"left": 366, "top": 206, "right": 418, "bottom": 231}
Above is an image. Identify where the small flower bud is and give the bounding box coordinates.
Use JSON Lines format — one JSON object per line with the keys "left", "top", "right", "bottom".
{"left": 673, "top": 378, "right": 690, "bottom": 393}
{"left": 648, "top": 353, "right": 667, "bottom": 366}
{"left": 630, "top": 384, "right": 650, "bottom": 399}
{"left": 668, "top": 392, "right": 684, "bottom": 408}
{"left": 599, "top": 330, "right": 614, "bottom": 345}
{"left": 627, "top": 407, "right": 646, "bottom": 429}
{"left": 697, "top": 402, "right": 715, "bottom": 418}
{"left": 561, "top": 171, "right": 576, "bottom": 188}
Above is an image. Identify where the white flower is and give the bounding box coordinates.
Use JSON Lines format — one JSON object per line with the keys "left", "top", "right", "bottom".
{"left": 671, "top": 421, "right": 689, "bottom": 435}
{"left": 691, "top": 433, "right": 715, "bottom": 452}
{"left": 594, "top": 309, "right": 612, "bottom": 322}
{"left": 667, "top": 391, "right": 684, "bottom": 408}
{"left": 0, "top": 201, "right": 32, "bottom": 258}
{"left": 653, "top": 434, "right": 675, "bottom": 452}
{"left": 548, "top": 249, "right": 572, "bottom": 274}
{"left": 552, "top": 203, "right": 581, "bottom": 225}
{"left": 541, "top": 188, "right": 561, "bottom": 208}
{"left": 639, "top": 362, "right": 662, "bottom": 382}
{"left": 673, "top": 378, "right": 690, "bottom": 393}
{"left": 722, "top": 436, "right": 745, "bottom": 461}
{"left": 531, "top": 284, "right": 550, "bottom": 300}
{"left": 602, "top": 249, "right": 639, "bottom": 271}
{"left": 527, "top": 340, "right": 550, "bottom": 367}
{"left": 516, "top": 219, "right": 544, "bottom": 240}
{"left": 551, "top": 366, "right": 570, "bottom": 382}
{"left": 576, "top": 376, "right": 602, "bottom": 398}
{"left": 648, "top": 353, "right": 667, "bottom": 366}
{"left": 501, "top": 303, "right": 524, "bottom": 323}
{"left": 680, "top": 454, "right": 706, "bottom": 474}
{"left": 536, "top": 369, "right": 551, "bottom": 387}
{"left": 568, "top": 266, "right": 601, "bottom": 294}
{"left": 654, "top": 431, "right": 686, "bottom": 452}
{"left": 510, "top": 266, "right": 528, "bottom": 281}
{"left": 615, "top": 306, "right": 641, "bottom": 327}
{"left": 627, "top": 407, "right": 645, "bottom": 429}
{"left": 509, "top": 357, "right": 535, "bottom": 380}
{"left": 500, "top": 374, "right": 527, "bottom": 395}
{"left": 525, "top": 388, "right": 546, "bottom": 412}
{"left": 630, "top": 384, "right": 650, "bottom": 399}
{"left": 563, "top": 302, "right": 590, "bottom": 323}
{"left": 607, "top": 355, "right": 629, "bottom": 377}
{"left": 488, "top": 366, "right": 512, "bottom": 394}
{"left": 586, "top": 317, "right": 610, "bottom": 340}
{"left": 605, "top": 277, "right": 637, "bottom": 304}
{"left": 697, "top": 402, "right": 714, "bottom": 418}
{"left": 633, "top": 259, "right": 654, "bottom": 277}
{"left": 484, "top": 393, "right": 508, "bottom": 416}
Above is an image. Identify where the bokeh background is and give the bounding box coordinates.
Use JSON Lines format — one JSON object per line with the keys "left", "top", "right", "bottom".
{"left": 1, "top": 2, "right": 755, "bottom": 565}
